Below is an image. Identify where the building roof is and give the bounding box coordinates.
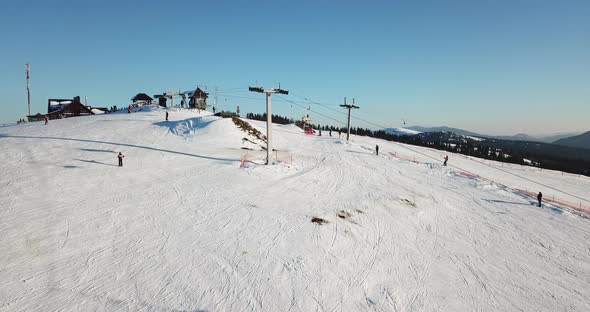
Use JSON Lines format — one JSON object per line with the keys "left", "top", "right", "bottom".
{"left": 132, "top": 93, "right": 154, "bottom": 102}
{"left": 47, "top": 100, "right": 94, "bottom": 116}
{"left": 191, "top": 87, "right": 208, "bottom": 99}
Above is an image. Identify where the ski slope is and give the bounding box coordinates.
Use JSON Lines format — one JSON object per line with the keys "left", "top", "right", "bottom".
{"left": 1, "top": 106, "right": 589, "bottom": 311}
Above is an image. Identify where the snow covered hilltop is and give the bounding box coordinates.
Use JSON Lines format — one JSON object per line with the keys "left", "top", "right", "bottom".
{"left": 1, "top": 106, "right": 589, "bottom": 311}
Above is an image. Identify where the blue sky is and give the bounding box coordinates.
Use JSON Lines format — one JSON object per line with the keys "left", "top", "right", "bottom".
{"left": 1, "top": 0, "right": 589, "bottom": 135}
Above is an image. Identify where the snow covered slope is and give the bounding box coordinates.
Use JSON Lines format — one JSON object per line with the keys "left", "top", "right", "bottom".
{"left": 1, "top": 106, "right": 589, "bottom": 311}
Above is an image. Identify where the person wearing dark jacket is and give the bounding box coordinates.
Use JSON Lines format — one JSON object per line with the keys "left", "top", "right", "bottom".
{"left": 537, "top": 192, "right": 542, "bottom": 207}
{"left": 118, "top": 152, "right": 125, "bottom": 167}
{"left": 376, "top": 145, "right": 379, "bottom": 156}
{"left": 166, "top": 111, "right": 169, "bottom": 121}
{"left": 443, "top": 155, "right": 449, "bottom": 166}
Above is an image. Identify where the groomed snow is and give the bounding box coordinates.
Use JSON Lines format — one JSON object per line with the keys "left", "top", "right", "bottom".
{"left": 1, "top": 107, "right": 589, "bottom": 311}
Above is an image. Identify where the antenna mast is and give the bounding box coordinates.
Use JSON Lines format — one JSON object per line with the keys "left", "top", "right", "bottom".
{"left": 26, "top": 63, "right": 31, "bottom": 116}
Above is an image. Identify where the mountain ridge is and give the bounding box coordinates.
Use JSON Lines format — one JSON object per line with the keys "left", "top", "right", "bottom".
{"left": 405, "top": 126, "right": 582, "bottom": 143}
{"left": 553, "top": 131, "right": 590, "bottom": 150}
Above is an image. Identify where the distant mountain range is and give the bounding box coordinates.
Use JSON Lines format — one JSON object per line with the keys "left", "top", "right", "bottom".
{"left": 404, "top": 126, "right": 480, "bottom": 137}
{"left": 553, "top": 131, "right": 590, "bottom": 150}
{"left": 403, "top": 126, "right": 582, "bottom": 144}
{"left": 381, "top": 126, "right": 590, "bottom": 175}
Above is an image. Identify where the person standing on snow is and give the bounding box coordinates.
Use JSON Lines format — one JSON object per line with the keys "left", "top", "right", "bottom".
{"left": 166, "top": 111, "right": 169, "bottom": 121}
{"left": 537, "top": 192, "right": 542, "bottom": 207}
{"left": 329, "top": 129, "right": 332, "bottom": 137}
{"left": 376, "top": 145, "right": 379, "bottom": 156}
{"left": 443, "top": 155, "right": 448, "bottom": 166}
{"left": 44, "top": 116, "right": 48, "bottom": 125}
{"left": 118, "top": 152, "right": 125, "bottom": 167}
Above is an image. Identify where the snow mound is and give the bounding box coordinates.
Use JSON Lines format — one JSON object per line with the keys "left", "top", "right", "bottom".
{"left": 154, "top": 116, "right": 218, "bottom": 137}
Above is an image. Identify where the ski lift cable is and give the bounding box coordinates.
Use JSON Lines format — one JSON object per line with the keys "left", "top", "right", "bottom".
{"left": 276, "top": 95, "right": 347, "bottom": 126}
{"left": 217, "top": 93, "right": 345, "bottom": 125}
{"left": 215, "top": 90, "right": 252, "bottom": 94}
{"left": 220, "top": 93, "right": 346, "bottom": 107}
{"left": 214, "top": 87, "right": 246, "bottom": 92}
{"left": 290, "top": 91, "right": 419, "bottom": 127}
{"left": 289, "top": 92, "right": 343, "bottom": 107}
{"left": 290, "top": 91, "right": 402, "bottom": 129}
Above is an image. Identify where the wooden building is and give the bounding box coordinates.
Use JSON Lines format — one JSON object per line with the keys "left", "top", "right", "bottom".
{"left": 189, "top": 87, "right": 208, "bottom": 110}
{"left": 132, "top": 93, "right": 153, "bottom": 106}
{"left": 27, "top": 96, "right": 94, "bottom": 122}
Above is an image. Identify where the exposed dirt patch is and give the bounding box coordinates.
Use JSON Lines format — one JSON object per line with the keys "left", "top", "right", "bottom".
{"left": 401, "top": 198, "right": 416, "bottom": 207}
{"left": 233, "top": 117, "right": 267, "bottom": 142}
{"left": 311, "top": 217, "right": 329, "bottom": 225}
{"left": 337, "top": 211, "right": 352, "bottom": 219}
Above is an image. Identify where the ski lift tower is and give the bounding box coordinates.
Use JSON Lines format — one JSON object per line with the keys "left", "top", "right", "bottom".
{"left": 248, "top": 85, "right": 289, "bottom": 165}
{"left": 340, "top": 97, "right": 359, "bottom": 142}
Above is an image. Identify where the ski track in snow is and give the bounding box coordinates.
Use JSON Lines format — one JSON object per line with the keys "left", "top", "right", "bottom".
{"left": 0, "top": 107, "right": 589, "bottom": 311}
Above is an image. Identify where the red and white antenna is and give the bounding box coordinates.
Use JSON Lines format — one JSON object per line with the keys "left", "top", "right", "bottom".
{"left": 26, "top": 63, "right": 31, "bottom": 116}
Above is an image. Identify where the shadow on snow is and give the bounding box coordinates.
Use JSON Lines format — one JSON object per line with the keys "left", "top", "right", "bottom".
{"left": 75, "top": 159, "right": 117, "bottom": 167}
{"left": 153, "top": 116, "right": 215, "bottom": 137}
{"left": 80, "top": 148, "right": 116, "bottom": 153}
{"left": 0, "top": 134, "right": 239, "bottom": 162}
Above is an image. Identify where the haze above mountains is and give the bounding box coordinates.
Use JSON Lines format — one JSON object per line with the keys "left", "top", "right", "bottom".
{"left": 405, "top": 126, "right": 590, "bottom": 148}
{"left": 405, "top": 126, "right": 582, "bottom": 143}
{"left": 384, "top": 126, "right": 590, "bottom": 150}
